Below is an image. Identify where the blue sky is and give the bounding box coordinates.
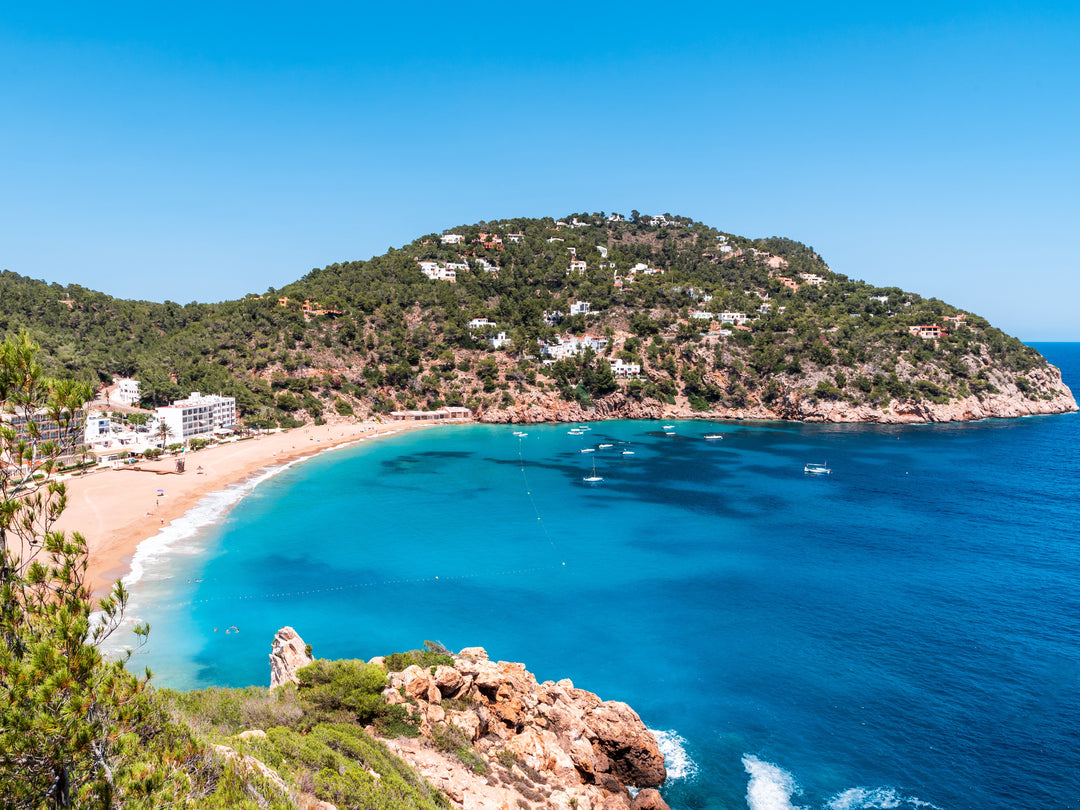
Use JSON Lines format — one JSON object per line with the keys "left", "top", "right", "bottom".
{"left": 2, "top": 2, "right": 1078, "bottom": 340}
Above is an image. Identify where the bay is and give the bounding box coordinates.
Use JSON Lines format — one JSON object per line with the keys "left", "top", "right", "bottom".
{"left": 126, "top": 343, "right": 1080, "bottom": 810}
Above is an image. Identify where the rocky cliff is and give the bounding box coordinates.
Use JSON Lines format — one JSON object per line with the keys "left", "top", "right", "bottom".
{"left": 378, "top": 646, "right": 670, "bottom": 810}
{"left": 478, "top": 360, "right": 1077, "bottom": 425}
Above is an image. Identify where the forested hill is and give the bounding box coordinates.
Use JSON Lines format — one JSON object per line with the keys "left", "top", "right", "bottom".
{"left": 2, "top": 212, "right": 1074, "bottom": 424}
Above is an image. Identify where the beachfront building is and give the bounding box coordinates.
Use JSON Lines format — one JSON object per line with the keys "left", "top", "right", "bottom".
{"left": 2, "top": 407, "right": 88, "bottom": 467}
{"left": 389, "top": 406, "right": 473, "bottom": 422}
{"left": 156, "top": 392, "right": 237, "bottom": 444}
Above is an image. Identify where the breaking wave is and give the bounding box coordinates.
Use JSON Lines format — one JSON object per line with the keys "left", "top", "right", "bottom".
{"left": 650, "top": 729, "right": 698, "bottom": 781}
{"left": 742, "top": 756, "right": 942, "bottom": 810}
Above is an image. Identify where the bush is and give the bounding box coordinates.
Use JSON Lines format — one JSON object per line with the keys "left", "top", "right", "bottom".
{"left": 382, "top": 642, "right": 454, "bottom": 673}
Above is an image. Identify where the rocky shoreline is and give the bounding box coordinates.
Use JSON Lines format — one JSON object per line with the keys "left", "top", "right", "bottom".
{"left": 478, "top": 362, "right": 1077, "bottom": 426}
{"left": 267, "top": 629, "right": 672, "bottom": 810}
{"left": 378, "top": 647, "right": 669, "bottom": 810}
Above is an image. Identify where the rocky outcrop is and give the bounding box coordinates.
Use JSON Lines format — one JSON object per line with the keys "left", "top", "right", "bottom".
{"left": 269, "top": 626, "right": 314, "bottom": 689}
{"left": 378, "top": 646, "right": 671, "bottom": 810}
{"left": 477, "top": 363, "right": 1076, "bottom": 425}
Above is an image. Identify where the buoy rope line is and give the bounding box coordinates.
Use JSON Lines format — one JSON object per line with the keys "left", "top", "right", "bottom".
{"left": 154, "top": 562, "right": 566, "bottom": 610}
{"left": 152, "top": 431, "right": 569, "bottom": 611}
{"left": 517, "top": 433, "right": 563, "bottom": 557}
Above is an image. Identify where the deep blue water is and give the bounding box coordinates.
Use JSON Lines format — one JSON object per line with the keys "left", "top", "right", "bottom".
{"left": 126, "top": 344, "right": 1080, "bottom": 810}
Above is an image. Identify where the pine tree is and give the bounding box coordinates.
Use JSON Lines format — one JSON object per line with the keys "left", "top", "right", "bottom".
{"left": 0, "top": 333, "right": 149, "bottom": 808}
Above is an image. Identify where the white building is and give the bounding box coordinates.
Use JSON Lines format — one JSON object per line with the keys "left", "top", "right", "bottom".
{"left": 719, "top": 312, "right": 750, "bottom": 325}
{"left": 156, "top": 392, "right": 237, "bottom": 444}
{"left": 596, "top": 245, "right": 609, "bottom": 258}
{"left": 441, "top": 233, "right": 465, "bottom": 245}
{"left": 610, "top": 359, "right": 641, "bottom": 378}
{"left": 489, "top": 332, "right": 512, "bottom": 350}
{"left": 799, "top": 273, "right": 825, "bottom": 286}
{"left": 569, "top": 301, "right": 591, "bottom": 316}
{"left": 84, "top": 413, "right": 112, "bottom": 444}
{"left": 112, "top": 377, "right": 141, "bottom": 406}
{"left": 568, "top": 259, "right": 587, "bottom": 275}
{"left": 418, "top": 261, "right": 457, "bottom": 282}
{"left": 468, "top": 318, "right": 497, "bottom": 330}
{"left": 541, "top": 334, "right": 608, "bottom": 360}
{"left": 506, "top": 233, "right": 525, "bottom": 243}
{"left": 690, "top": 311, "right": 714, "bottom": 320}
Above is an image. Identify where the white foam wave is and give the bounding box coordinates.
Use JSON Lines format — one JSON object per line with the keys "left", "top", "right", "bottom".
{"left": 743, "top": 755, "right": 805, "bottom": 810}
{"left": 649, "top": 729, "right": 698, "bottom": 781}
{"left": 826, "top": 787, "right": 942, "bottom": 810}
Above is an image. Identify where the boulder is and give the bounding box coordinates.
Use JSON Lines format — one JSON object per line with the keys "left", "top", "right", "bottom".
{"left": 631, "top": 788, "right": 671, "bottom": 810}
{"left": 268, "top": 627, "right": 314, "bottom": 689}
{"left": 585, "top": 702, "right": 666, "bottom": 788}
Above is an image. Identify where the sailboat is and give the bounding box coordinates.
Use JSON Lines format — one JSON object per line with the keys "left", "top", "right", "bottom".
{"left": 583, "top": 457, "right": 603, "bottom": 483}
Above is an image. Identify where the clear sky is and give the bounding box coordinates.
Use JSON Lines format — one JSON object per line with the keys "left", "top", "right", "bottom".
{"left": 2, "top": 2, "right": 1077, "bottom": 340}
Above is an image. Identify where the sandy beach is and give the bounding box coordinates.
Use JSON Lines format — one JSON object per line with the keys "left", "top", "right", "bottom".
{"left": 53, "top": 420, "right": 437, "bottom": 596}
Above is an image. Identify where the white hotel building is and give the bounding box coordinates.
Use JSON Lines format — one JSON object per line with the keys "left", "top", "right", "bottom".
{"left": 156, "top": 392, "right": 237, "bottom": 443}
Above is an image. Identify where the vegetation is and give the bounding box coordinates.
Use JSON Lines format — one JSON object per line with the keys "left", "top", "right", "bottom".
{"left": 0, "top": 212, "right": 1059, "bottom": 427}
{"left": 0, "top": 335, "right": 452, "bottom": 808}
{"left": 162, "top": 658, "right": 452, "bottom": 810}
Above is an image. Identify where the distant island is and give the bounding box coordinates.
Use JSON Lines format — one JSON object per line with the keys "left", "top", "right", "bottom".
{"left": 3, "top": 211, "right": 1075, "bottom": 426}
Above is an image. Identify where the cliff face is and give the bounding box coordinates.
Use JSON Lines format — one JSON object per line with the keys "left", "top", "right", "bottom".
{"left": 479, "top": 362, "right": 1077, "bottom": 425}
{"left": 378, "top": 647, "right": 670, "bottom": 810}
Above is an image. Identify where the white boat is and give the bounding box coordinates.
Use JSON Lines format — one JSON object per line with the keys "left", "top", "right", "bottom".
{"left": 580, "top": 448, "right": 595, "bottom": 453}
{"left": 513, "top": 431, "right": 528, "bottom": 437}
{"left": 704, "top": 433, "right": 723, "bottom": 440}
{"left": 622, "top": 450, "right": 635, "bottom": 455}
{"left": 568, "top": 429, "right": 583, "bottom": 435}
{"left": 583, "top": 457, "right": 603, "bottom": 483}
{"left": 598, "top": 443, "right": 613, "bottom": 449}
{"left": 804, "top": 462, "right": 831, "bottom": 475}
{"left": 665, "top": 431, "right": 676, "bottom": 436}
{"left": 662, "top": 424, "right": 674, "bottom": 430}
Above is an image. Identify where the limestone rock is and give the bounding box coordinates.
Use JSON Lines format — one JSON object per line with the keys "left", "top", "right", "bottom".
{"left": 269, "top": 626, "right": 314, "bottom": 689}
{"left": 585, "top": 701, "right": 666, "bottom": 788}
{"left": 379, "top": 646, "right": 669, "bottom": 810}
{"left": 631, "top": 788, "right": 672, "bottom": 810}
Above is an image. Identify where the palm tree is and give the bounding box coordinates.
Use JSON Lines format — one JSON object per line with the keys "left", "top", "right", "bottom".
{"left": 155, "top": 420, "right": 175, "bottom": 450}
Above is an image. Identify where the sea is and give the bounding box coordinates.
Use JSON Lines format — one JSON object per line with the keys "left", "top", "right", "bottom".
{"left": 118, "top": 343, "right": 1080, "bottom": 810}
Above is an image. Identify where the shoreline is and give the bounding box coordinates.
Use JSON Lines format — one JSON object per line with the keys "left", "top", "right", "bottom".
{"left": 55, "top": 420, "right": 441, "bottom": 597}
{"left": 57, "top": 399, "right": 1079, "bottom": 599}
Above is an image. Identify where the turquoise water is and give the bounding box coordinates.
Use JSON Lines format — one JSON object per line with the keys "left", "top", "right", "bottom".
{"left": 125, "top": 345, "right": 1080, "bottom": 810}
